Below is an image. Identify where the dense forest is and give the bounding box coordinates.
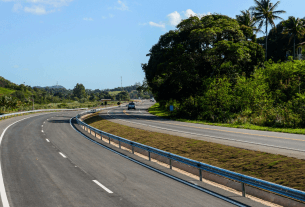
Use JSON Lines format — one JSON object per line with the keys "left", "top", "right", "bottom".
{"left": 142, "top": 1, "right": 305, "bottom": 129}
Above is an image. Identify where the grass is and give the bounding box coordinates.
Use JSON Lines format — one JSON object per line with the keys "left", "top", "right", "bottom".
{"left": 108, "top": 91, "right": 121, "bottom": 96}
{"left": 0, "top": 87, "right": 15, "bottom": 96}
{"left": 148, "top": 103, "right": 305, "bottom": 135}
{"left": 85, "top": 115, "right": 305, "bottom": 191}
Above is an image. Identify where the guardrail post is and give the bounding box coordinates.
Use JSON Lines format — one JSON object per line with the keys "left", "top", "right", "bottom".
{"left": 94, "top": 131, "right": 96, "bottom": 137}
{"left": 132, "top": 146, "right": 135, "bottom": 154}
{"left": 199, "top": 169, "right": 202, "bottom": 181}
{"left": 119, "top": 141, "right": 121, "bottom": 149}
{"left": 169, "top": 159, "right": 172, "bottom": 169}
{"left": 109, "top": 137, "right": 111, "bottom": 144}
{"left": 148, "top": 151, "right": 151, "bottom": 161}
{"left": 242, "top": 183, "right": 246, "bottom": 197}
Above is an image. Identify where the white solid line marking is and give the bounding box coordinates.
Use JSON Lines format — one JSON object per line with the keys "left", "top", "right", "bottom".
{"left": 93, "top": 180, "right": 113, "bottom": 193}
{"left": 46, "top": 139, "right": 50, "bottom": 142}
{"left": 59, "top": 152, "right": 66, "bottom": 158}
{"left": 0, "top": 116, "right": 38, "bottom": 207}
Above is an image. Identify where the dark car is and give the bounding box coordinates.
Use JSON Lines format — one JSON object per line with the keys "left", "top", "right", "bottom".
{"left": 128, "top": 102, "right": 136, "bottom": 110}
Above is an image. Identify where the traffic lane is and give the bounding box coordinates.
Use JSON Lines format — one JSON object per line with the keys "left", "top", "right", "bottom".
{"left": 2, "top": 113, "right": 130, "bottom": 207}
{"left": 44, "top": 114, "right": 239, "bottom": 206}
{"left": 0, "top": 112, "right": 58, "bottom": 207}
{"left": 108, "top": 108, "right": 305, "bottom": 152}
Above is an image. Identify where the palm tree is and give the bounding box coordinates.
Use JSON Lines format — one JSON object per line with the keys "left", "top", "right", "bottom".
{"left": 251, "top": 0, "right": 286, "bottom": 61}
{"left": 236, "top": 9, "right": 262, "bottom": 37}
{"left": 282, "top": 16, "right": 305, "bottom": 59}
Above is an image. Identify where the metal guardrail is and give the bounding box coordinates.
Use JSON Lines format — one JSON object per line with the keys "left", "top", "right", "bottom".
{"left": 76, "top": 109, "right": 305, "bottom": 203}
{"left": 0, "top": 108, "right": 88, "bottom": 119}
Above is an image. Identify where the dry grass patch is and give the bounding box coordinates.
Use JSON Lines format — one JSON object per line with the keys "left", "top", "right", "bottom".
{"left": 85, "top": 115, "right": 305, "bottom": 191}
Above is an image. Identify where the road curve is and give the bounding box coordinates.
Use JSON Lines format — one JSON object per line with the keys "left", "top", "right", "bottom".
{"left": 0, "top": 110, "right": 266, "bottom": 206}
{"left": 104, "top": 101, "right": 305, "bottom": 159}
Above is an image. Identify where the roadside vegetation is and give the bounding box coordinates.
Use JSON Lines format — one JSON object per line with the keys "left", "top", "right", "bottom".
{"left": 141, "top": 0, "right": 305, "bottom": 130}
{"left": 0, "top": 75, "right": 150, "bottom": 114}
{"left": 85, "top": 115, "right": 305, "bottom": 191}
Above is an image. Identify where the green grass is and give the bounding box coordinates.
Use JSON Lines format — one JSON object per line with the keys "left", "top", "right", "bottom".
{"left": 148, "top": 103, "right": 305, "bottom": 135}
{"left": 108, "top": 91, "right": 121, "bottom": 96}
{"left": 0, "top": 87, "right": 15, "bottom": 96}
{"left": 85, "top": 115, "right": 305, "bottom": 191}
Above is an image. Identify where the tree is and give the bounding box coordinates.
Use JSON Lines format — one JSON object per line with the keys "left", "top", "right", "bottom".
{"left": 236, "top": 9, "right": 261, "bottom": 40}
{"left": 282, "top": 16, "right": 305, "bottom": 59}
{"left": 142, "top": 14, "right": 264, "bottom": 104}
{"left": 251, "top": 0, "right": 286, "bottom": 60}
{"left": 116, "top": 91, "right": 129, "bottom": 101}
{"left": 72, "top": 83, "right": 86, "bottom": 100}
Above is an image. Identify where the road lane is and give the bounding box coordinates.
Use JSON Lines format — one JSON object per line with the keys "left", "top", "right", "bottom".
{"left": 0, "top": 110, "right": 263, "bottom": 206}
{"left": 104, "top": 101, "right": 305, "bottom": 159}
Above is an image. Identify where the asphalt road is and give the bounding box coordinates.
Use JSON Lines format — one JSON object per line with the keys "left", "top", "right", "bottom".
{"left": 0, "top": 110, "right": 267, "bottom": 206}
{"left": 105, "top": 101, "right": 305, "bottom": 159}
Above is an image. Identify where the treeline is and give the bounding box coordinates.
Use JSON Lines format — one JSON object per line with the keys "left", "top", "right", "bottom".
{"left": 0, "top": 76, "right": 151, "bottom": 112}
{"left": 143, "top": 2, "right": 305, "bottom": 128}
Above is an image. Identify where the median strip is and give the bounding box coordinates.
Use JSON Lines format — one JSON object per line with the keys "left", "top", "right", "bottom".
{"left": 84, "top": 115, "right": 305, "bottom": 192}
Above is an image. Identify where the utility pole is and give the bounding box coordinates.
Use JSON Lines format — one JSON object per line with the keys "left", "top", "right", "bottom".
{"left": 121, "top": 76, "right": 123, "bottom": 91}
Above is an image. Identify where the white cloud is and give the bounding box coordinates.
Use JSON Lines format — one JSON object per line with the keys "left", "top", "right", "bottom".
{"left": 2, "top": 0, "right": 73, "bottom": 14}
{"left": 183, "top": 9, "right": 211, "bottom": 18}
{"left": 110, "top": 0, "right": 129, "bottom": 11}
{"left": 12, "top": 3, "right": 22, "bottom": 12}
{"left": 109, "top": 14, "right": 114, "bottom": 18}
{"left": 24, "top": 5, "right": 48, "bottom": 15}
{"left": 167, "top": 11, "right": 181, "bottom": 26}
{"left": 149, "top": 21, "right": 165, "bottom": 28}
{"left": 12, "top": 65, "right": 19, "bottom": 68}
{"left": 83, "top": 17, "right": 93, "bottom": 21}
{"left": 139, "top": 23, "right": 147, "bottom": 26}
{"left": 102, "top": 16, "right": 107, "bottom": 19}
{"left": 184, "top": 9, "right": 196, "bottom": 18}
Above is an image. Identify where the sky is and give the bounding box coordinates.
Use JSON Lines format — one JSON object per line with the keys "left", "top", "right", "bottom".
{"left": 1, "top": 0, "right": 305, "bottom": 90}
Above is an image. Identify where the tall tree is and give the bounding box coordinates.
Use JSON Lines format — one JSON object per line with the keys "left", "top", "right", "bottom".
{"left": 251, "top": 0, "right": 286, "bottom": 60}
{"left": 236, "top": 9, "right": 261, "bottom": 39}
{"left": 142, "top": 15, "right": 264, "bottom": 104}
{"left": 72, "top": 83, "right": 86, "bottom": 99}
{"left": 282, "top": 16, "right": 305, "bottom": 59}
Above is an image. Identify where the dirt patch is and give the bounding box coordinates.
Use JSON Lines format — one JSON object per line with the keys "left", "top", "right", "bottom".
{"left": 85, "top": 115, "right": 305, "bottom": 192}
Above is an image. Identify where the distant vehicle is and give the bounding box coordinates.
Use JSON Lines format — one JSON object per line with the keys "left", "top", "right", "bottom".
{"left": 128, "top": 102, "right": 136, "bottom": 110}
{"left": 150, "top": 98, "right": 155, "bottom": 102}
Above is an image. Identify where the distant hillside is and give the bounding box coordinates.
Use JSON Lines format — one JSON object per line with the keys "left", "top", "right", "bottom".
{"left": 0, "top": 76, "right": 18, "bottom": 89}
{"left": 34, "top": 85, "right": 66, "bottom": 89}
{"left": 0, "top": 87, "right": 15, "bottom": 96}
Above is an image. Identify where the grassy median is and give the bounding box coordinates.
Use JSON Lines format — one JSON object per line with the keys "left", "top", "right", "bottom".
{"left": 148, "top": 103, "right": 305, "bottom": 135}
{"left": 85, "top": 115, "right": 305, "bottom": 191}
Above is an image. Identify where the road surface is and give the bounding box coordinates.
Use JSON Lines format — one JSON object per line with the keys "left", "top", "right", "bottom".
{"left": 0, "top": 110, "right": 266, "bottom": 206}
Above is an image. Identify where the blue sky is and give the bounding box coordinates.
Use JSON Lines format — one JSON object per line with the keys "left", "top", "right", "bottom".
{"left": 1, "top": 0, "right": 304, "bottom": 90}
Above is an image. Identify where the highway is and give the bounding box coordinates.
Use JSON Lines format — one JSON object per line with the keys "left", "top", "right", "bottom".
{"left": 104, "top": 101, "right": 305, "bottom": 159}
{"left": 0, "top": 110, "right": 267, "bottom": 206}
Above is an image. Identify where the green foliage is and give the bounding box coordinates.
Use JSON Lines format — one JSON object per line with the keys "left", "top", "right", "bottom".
{"left": 0, "top": 87, "right": 15, "bottom": 96}
{"left": 143, "top": 14, "right": 264, "bottom": 104}
{"left": 72, "top": 83, "right": 87, "bottom": 99}
{"left": 115, "top": 91, "right": 130, "bottom": 101}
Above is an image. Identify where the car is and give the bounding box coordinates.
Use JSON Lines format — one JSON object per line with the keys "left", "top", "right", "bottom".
{"left": 128, "top": 102, "right": 136, "bottom": 110}
{"left": 150, "top": 98, "right": 155, "bottom": 102}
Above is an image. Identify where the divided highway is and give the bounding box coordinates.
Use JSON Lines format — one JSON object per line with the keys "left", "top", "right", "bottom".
{"left": 0, "top": 110, "right": 267, "bottom": 206}
{"left": 105, "top": 101, "right": 305, "bottom": 159}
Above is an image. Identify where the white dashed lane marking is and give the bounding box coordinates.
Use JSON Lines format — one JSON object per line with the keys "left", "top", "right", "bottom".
{"left": 46, "top": 139, "right": 50, "bottom": 142}
{"left": 92, "top": 180, "right": 113, "bottom": 193}
{"left": 59, "top": 152, "right": 66, "bottom": 158}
